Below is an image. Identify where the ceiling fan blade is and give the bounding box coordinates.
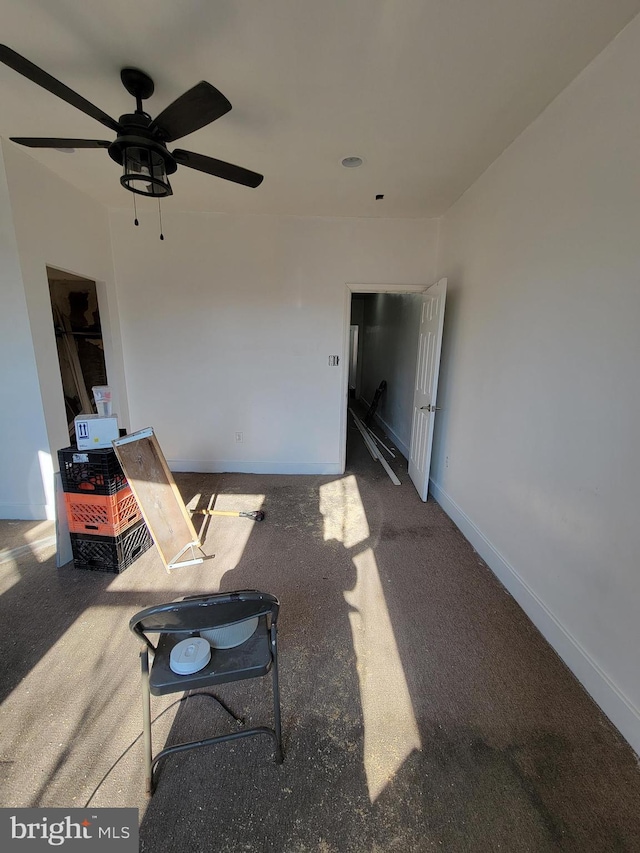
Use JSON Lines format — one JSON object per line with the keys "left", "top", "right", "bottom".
{"left": 10, "top": 137, "right": 111, "bottom": 148}
{"left": 173, "top": 149, "right": 263, "bottom": 188}
{"left": 0, "top": 44, "right": 121, "bottom": 133}
{"left": 150, "top": 82, "right": 231, "bottom": 142}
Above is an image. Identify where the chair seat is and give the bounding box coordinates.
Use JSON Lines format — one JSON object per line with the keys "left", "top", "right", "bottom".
{"left": 149, "top": 615, "right": 272, "bottom": 696}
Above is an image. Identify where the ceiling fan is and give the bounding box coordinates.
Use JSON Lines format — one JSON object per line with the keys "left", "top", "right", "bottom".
{"left": 0, "top": 44, "right": 264, "bottom": 199}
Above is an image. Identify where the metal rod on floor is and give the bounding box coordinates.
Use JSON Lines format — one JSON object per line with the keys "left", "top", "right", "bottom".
{"left": 363, "top": 424, "right": 396, "bottom": 458}
{"left": 350, "top": 409, "right": 378, "bottom": 460}
{"left": 350, "top": 410, "right": 401, "bottom": 485}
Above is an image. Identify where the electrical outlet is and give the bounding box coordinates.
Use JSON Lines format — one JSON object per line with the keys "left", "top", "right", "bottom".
{"left": 235, "top": 432, "right": 243, "bottom": 443}
{"left": 445, "top": 455, "right": 450, "bottom": 468}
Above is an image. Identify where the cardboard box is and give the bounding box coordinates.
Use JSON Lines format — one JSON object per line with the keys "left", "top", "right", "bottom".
{"left": 74, "top": 414, "right": 120, "bottom": 450}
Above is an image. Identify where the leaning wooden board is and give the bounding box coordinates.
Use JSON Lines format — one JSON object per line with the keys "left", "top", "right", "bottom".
{"left": 112, "top": 428, "right": 205, "bottom": 571}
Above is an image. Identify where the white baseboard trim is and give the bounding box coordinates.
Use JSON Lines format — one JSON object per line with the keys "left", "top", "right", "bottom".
{"left": 429, "top": 477, "right": 640, "bottom": 757}
{"left": 168, "top": 460, "right": 342, "bottom": 476}
{"left": 0, "top": 503, "right": 48, "bottom": 521}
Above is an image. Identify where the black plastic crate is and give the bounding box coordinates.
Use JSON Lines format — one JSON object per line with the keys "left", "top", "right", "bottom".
{"left": 58, "top": 446, "right": 127, "bottom": 496}
{"left": 70, "top": 519, "right": 153, "bottom": 574}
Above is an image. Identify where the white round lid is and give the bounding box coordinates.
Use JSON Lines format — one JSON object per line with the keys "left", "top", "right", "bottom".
{"left": 169, "top": 637, "right": 211, "bottom": 675}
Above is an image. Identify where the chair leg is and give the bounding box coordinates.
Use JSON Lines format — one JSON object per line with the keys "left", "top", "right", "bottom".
{"left": 271, "top": 632, "right": 284, "bottom": 763}
{"left": 140, "top": 647, "right": 154, "bottom": 795}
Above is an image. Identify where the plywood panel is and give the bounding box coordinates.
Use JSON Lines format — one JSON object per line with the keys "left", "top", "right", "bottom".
{"left": 113, "top": 428, "right": 202, "bottom": 571}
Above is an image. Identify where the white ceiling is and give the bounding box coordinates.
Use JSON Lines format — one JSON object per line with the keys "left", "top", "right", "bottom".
{"left": 0, "top": 0, "right": 638, "bottom": 218}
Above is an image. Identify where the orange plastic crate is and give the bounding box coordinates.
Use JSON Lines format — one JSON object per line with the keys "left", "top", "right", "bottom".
{"left": 64, "top": 486, "right": 142, "bottom": 536}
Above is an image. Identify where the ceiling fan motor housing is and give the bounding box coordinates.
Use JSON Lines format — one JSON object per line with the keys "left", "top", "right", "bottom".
{"left": 109, "top": 113, "right": 177, "bottom": 197}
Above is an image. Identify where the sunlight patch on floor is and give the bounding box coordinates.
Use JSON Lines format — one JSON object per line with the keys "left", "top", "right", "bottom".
{"left": 319, "top": 475, "right": 370, "bottom": 549}
{"left": 23, "top": 521, "right": 57, "bottom": 545}
{"left": 0, "top": 602, "right": 173, "bottom": 808}
{"left": 0, "top": 558, "right": 22, "bottom": 595}
{"left": 198, "top": 493, "right": 266, "bottom": 574}
{"left": 344, "top": 547, "right": 421, "bottom": 802}
{"left": 1, "top": 523, "right": 57, "bottom": 594}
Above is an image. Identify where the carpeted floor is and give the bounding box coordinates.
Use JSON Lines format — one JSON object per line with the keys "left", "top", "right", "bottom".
{"left": 1, "top": 420, "right": 639, "bottom": 852}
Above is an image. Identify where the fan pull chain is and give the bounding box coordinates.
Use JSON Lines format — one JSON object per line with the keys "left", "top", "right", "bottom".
{"left": 158, "top": 198, "right": 164, "bottom": 241}
{"left": 133, "top": 193, "right": 139, "bottom": 227}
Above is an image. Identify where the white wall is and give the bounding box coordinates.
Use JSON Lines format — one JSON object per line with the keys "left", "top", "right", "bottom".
{"left": 1, "top": 142, "right": 126, "bottom": 519}
{"left": 359, "top": 293, "right": 424, "bottom": 457}
{"left": 0, "top": 148, "right": 49, "bottom": 519}
{"left": 432, "top": 17, "right": 640, "bottom": 753}
{"left": 110, "top": 208, "right": 438, "bottom": 473}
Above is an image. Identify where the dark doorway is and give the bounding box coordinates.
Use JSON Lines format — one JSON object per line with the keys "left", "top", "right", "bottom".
{"left": 47, "top": 267, "right": 108, "bottom": 441}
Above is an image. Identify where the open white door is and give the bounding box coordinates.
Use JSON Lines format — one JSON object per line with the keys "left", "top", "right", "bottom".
{"left": 408, "top": 278, "right": 447, "bottom": 501}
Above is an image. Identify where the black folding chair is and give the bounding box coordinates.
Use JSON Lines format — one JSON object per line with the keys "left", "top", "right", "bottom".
{"left": 129, "top": 590, "right": 283, "bottom": 794}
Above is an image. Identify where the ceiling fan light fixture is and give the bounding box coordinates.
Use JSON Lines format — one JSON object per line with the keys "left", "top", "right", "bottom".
{"left": 0, "top": 44, "right": 264, "bottom": 210}
{"left": 120, "top": 145, "right": 172, "bottom": 197}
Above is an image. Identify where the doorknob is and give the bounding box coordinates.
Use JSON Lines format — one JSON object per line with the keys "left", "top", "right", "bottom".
{"left": 420, "top": 404, "right": 442, "bottom": 412}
